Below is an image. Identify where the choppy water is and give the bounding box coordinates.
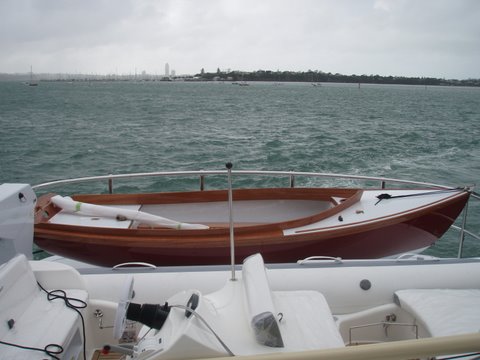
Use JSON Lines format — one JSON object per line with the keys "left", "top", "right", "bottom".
{"left": 0, "top": 80, "right": 479, "bottom": 257}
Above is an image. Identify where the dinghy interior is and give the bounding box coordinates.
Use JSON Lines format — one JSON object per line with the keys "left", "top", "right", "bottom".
{"left": 1, "top": 182, "right": 480, "bottom": 359}
{"left": 35, "top": 188, "right": 354, "bottom": 230}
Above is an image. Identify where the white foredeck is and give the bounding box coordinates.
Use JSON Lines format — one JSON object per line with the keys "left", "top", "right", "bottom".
{"left": 284, "top": 189, "right": 462, "bottom": 235}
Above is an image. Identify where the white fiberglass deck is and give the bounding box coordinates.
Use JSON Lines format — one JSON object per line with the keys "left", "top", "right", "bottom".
{"left": 284, "top": 189, "right": 461, "bottom": 235}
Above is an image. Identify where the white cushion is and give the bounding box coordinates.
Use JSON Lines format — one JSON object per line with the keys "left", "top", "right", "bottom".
{"left": 243, "top": 254, "right": 283, "bottom": 347}
{"left": 395, "top": 289, "right": 480, "bottom": 337}
{"left": 273, "top": 290, "right": 345, "bottom": 350}
{"left": 242, "top": 254, "right": 344, "bottom": 350}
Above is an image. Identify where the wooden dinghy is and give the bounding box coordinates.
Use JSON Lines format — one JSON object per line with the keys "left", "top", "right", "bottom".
{"left": 33, "top": 187, "right": 471, "bottom": 267}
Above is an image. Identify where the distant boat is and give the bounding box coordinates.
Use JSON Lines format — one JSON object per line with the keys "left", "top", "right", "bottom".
{"left": 27, "top": 66, "right": 38, "bottom": 86}
{"left": 233, "top": 81, "right": 249, "bottom": 86}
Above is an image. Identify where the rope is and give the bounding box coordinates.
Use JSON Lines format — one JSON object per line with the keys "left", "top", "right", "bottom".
{"left": 375, "top": 187, "right": 466, "bottom": 205}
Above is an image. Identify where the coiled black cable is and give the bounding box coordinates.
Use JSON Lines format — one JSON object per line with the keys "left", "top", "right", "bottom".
{"left": 0, "top": 340, "right": 63, "bottom": 359}
{"left": 37, "top": 282, "right": 88, "bottom": 360}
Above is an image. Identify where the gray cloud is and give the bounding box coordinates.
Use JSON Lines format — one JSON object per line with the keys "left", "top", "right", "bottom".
{"left": 0, "top": 0, "right": 479, "bottom": 78}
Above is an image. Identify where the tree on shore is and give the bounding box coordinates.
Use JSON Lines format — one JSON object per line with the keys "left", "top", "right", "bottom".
{"left": 194, "top": 69, "right": 479, "bottom": 87}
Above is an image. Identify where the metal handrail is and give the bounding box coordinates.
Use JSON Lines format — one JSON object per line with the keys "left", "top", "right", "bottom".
{"left": 348, "top": 321, "right": 419, "bottom": 345}
{"left": 32, "top": 170, "right": 227, "bottom": 190}
{"left": 297, "top": 256, "right": 343, "bottom": 264}
{"left": 32, "top": 169, "right": 460, "bottom": 191}
{"left": 112, "top": 262, "right": 157, "bottom": 270}
{"left": 450, "top": 225, "right": 480, "bottom": 243}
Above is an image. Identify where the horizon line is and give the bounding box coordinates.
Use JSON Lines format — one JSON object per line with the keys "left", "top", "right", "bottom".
{"left": 0, "top": 69, "right": 478, "bottom": 81}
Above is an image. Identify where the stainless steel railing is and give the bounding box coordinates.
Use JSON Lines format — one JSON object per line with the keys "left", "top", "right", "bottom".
{"left": 33, "top": 169, "right": 458, "bottom": 191}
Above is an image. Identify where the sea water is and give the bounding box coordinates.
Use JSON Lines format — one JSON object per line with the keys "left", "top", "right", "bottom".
{"left": 0, "top": 80, "right": 479, "bottom": 257}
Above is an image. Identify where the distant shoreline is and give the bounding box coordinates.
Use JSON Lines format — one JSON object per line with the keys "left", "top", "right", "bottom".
{"left": 1, "top": 70, "right": 479, "bottom": 87}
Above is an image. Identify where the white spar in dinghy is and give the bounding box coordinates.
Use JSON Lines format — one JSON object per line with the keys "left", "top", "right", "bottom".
{"left": 50, "top": 195, "right": 209, "bottom": 230}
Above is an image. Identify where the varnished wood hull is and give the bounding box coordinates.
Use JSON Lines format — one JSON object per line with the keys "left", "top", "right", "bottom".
{"left": 34, "top": 188, "right": 470, "bottom": 267}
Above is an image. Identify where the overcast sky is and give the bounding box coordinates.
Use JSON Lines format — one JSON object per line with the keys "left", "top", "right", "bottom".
{"left": 1, "top": 0, "right": 479, "bottom": 79}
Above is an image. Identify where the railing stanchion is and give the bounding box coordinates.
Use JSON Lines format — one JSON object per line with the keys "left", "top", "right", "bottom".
{"left": 289, "top": 174, "right": 295, "bottom": 188}
{"left": 226, "top": 163, "right": 236, "bottom": 281}
{"left": 108, "top": 176, "right": 113, "bottom": 194}
{"left": 457, "top": 200, "right": 469, "bottom": 258}
{"left": 200, "top": 175, "right": 205, "bottom": 191}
